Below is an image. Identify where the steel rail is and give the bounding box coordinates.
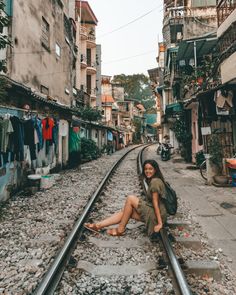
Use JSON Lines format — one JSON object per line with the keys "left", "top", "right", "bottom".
{"left": 33, "top": 145, "right": 146, "bottom": 295}
{"left": 138, "top": 147, "right": 192, "bottom": 295}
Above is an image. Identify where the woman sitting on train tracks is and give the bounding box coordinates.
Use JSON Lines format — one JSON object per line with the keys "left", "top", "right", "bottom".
{"left": 84, "top": 159, "right": 167, "bottom": 237}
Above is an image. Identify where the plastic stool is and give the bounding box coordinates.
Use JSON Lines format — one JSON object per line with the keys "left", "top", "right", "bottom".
{"left": 232, "top": 173, "right": 236, "bottom": 187}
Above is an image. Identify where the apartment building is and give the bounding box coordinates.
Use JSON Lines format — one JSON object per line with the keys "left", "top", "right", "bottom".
{"left": 75, "top": 0, "right": 98, "bottom": 108}
{"left": 160, "top": 0, "right": 218, "bottom": 161}
{"left": 6, "top": 0, "right": 76, "bottom": 106}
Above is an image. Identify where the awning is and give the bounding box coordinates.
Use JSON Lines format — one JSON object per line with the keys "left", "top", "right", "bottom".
{"left": 177, "top": 37, "right": 218, "bottom": 61}
{"left": 165, "top": 102, "right": 183, "bottom": 116}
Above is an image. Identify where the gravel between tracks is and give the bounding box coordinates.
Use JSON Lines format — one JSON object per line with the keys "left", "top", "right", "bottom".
{"left": 147, "top": 145, "right": 236, "bottom": 295}
{"left": 0, "top": 147, "right": 137, "bottom": 295}
{"left": 56, "top": 148, "right": 173, "bottom": 295}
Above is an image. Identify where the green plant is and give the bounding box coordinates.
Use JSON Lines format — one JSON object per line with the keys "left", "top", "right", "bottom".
{"left": 132, "top": 118, "right": 142, "bottom": 143}
{"left": 81, "top": 138, "right": 101, "bottom": 161}
{"left": 172, "top": 114, "right": 192, "bottom": 162}
{"left": 0, "top": 0, "right": 11, "bottom": 73}
{"left": 208, "top": 135, "right": 223, "bottom": 170}
{"left": 100, "top": 144, "right": 108, "bottom": 154}
{"left": 79, "top": 107, "right": 102, "bottom": 122}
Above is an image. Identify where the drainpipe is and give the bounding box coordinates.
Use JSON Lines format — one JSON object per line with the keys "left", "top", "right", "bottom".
{"left": 194, "top": 41, "right": 197, "bottom": 77}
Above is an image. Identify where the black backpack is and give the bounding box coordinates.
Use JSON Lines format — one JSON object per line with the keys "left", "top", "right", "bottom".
{"left": 163, "top": 182, "right": 177, "bottom": 215}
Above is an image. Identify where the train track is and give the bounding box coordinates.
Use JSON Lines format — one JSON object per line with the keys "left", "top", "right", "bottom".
{"left": 33, "top": 144, "right": 192, "bottom": 295}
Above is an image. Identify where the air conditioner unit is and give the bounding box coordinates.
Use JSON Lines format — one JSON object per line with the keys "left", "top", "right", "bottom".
{"left": 176, "top": 32, "right": 182, "bottom": 40}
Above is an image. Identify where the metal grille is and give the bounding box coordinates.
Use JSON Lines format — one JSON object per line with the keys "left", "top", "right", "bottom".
{"left": 217, "top": 0, "right": 236, "bottom": 26}
{"left": 42, "top": 17, "right": 50, "bottom": 48}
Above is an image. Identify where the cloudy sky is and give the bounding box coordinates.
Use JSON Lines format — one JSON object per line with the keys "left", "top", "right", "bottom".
{"left": 87, "top": 0, "right": 163, "bottom": 77}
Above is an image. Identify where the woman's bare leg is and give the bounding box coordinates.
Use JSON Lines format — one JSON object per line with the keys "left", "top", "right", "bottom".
{"left": 85, "top": 195, "right": 140, "bottom": 233}
{"left": 95, "top": 211, "right": 123, "bottom": 229}
{"left": 107, "top": 195, "right": 140, "bottom": 235}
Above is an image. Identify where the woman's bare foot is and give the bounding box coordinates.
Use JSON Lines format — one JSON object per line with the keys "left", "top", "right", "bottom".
{"left": 107, "top": 227, "right": 125, "bottom": 236}
{"left": 84, "top": 223, "right": 101, "bottom": 233}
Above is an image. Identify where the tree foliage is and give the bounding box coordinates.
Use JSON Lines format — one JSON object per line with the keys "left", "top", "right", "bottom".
{"left": 79, "top": 107, "right": 102, "bottom": 122}
{"left": 0, "top": 0, "right": 11, "bottom": 73}
{"left": 81, "top": 137, "right": 101, "bottom": 161}
{"left": 112, "top": 74, "right": 155, "bottom": 110}
{"left": 132, "top": 117, "right": 142, "bottom": 143}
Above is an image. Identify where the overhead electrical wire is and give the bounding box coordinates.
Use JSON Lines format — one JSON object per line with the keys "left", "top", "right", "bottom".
{"left": 103, "top": 50, "right": 156, "bottom": 64}
{"left": 97, "top": 4, "right": 163, "bottom": 39}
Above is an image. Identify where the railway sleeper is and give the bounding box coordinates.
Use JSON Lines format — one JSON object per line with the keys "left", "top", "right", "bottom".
{"left": 183, "top": 260, "right": 221, "bottom": 281}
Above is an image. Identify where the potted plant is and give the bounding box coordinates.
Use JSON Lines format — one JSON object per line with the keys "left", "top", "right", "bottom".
{"left": 208, "top": 135, "right": 228, "bottom": 184}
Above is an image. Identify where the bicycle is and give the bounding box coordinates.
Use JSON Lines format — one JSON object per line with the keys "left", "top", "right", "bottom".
{"left": 199, "top": 152, "right": 236, "bottom": 180}
{"left": 199, "top": 160, "right": 207, "bottom": 180}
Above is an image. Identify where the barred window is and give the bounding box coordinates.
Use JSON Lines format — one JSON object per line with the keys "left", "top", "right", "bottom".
{"left": 42, "top": 17, "right": 50, "bottom": 50}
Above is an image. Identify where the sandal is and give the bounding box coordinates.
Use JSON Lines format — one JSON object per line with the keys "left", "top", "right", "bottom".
{"left": 107, "top": 228, "right": 125, "bottom": 236}
{"left": 84, "top": 223, "right": 100, "bottom": 234}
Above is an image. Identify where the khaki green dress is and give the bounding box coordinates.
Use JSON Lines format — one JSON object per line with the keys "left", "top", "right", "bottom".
{"left": 137, "top": 178, "right": 167, "bottom": 236}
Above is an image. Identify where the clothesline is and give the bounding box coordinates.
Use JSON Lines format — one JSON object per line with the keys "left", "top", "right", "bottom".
{"left": 0, "top": 104, "right": 38, "bottom": 113}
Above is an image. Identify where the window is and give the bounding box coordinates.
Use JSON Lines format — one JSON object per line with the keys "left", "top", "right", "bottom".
{"left": 42, "top": 17, "right": 50, "bottom": 50}
{"left": 41, "top": 85, "right": 49, "bottom": 95}
{"left": 55, "top": 43, "right": 61, "bottom": 57}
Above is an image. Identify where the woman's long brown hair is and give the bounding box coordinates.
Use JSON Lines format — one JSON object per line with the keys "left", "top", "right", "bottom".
{"left": 142, "top": 159, "right": 165, "bottom": 183}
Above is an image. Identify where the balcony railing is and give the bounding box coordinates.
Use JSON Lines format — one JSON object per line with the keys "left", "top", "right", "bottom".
{"left": 164, "top": 6, "right": 185, "bottom": 26}
{"left": 80, "top": 26, "right": 87, "bottom": 36}
{"left": 87, "top": 61, "right": 96, "bottom": 68}
{"left": 217, "top": 0, "right": 236, "bottom": 26}
{"left": 87, "top": 88, "right": 96, "bottom": 97}
{"left": 81, "top": 54, "right": 87, "bottom": 63}
{"left": 87, "top": 34, "right": 96, "bottom": 43}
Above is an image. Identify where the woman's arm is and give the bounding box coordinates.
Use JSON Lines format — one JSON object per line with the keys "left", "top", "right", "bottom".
{"left": 152, "top": 191, "right": 163, "bottom": 232}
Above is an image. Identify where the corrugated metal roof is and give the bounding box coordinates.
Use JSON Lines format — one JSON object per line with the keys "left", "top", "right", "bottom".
{"left": 177, "top": 37, "right": 217, "bottom": 61}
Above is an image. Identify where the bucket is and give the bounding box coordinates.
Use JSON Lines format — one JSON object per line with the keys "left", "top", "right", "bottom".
{"left": 40, "top": 175, "right": 55, "bottom": 189}
{"left": 232, "top": 173, "right": 236, "bottom": 187}
{"left": 27, "top": 174, "right": 41, "bottom": 190}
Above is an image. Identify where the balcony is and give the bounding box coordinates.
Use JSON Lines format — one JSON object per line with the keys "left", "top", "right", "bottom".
{"left": 87, "top": 34, "right": 96, "bottom": 48}
{"left": 80, "top": 26, "right": 87, "bottom": 40}
{"left": 87, "top": 88, "right": 97, "bottom": 99}
{"left": 80, "top": 54, "right": 87, "bottom": 68}
{"left": 86, "top": 61, "right": 97, "bottom": 74}
{"left": 74, "top": 88, "right": 85, "bottom": 107}
{"left": 217, "top": 0, "right": 236, "bottom": 26}
{"left": 163, "top": 6, "right": 185, "bottom": 27}
{"left": 80, "top": 84, "right": 87, "bottom": 93}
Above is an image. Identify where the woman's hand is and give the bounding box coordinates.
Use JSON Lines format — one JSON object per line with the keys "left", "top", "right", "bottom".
{"left": 154, "top": 223, "right": 163, "bottom": 233}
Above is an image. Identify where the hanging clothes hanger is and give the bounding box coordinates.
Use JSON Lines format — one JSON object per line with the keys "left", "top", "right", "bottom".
{"left": 3, "top": 113, "right": 11, "bottom": 119}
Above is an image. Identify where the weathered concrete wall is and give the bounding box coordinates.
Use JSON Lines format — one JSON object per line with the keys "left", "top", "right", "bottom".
{"left": 96, "top": 44, "right": 102, "bottom": 107}
{"left": 183, "top": 7, "right": 217, "bottom": 39}
{"left": 0, "top": 108, "right": 22, "bottom": 202}
{"left": 58, "top": 120, "right": 69, "bottom": 166}
{"left": 217, "top": 9, "right": 236, "bottom": 38}
{"left": 220, "top": 52, "right": 236, "bottom": 84}
{"left": 0, "top": 105, "right": 71, "bottom": 202}
{"left": 8, "top": 0, "right": 75, "bottom": 106}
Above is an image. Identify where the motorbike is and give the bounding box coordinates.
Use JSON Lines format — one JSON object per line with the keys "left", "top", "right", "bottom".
{"left": 156, "top": 142, "right": 162, "bottom": 155}
{"left": 160, "top": 143, "right": 173, "bottom": 161}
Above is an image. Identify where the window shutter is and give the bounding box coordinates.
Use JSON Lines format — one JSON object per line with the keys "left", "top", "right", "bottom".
{"left": 191, "top": 0, "right": 216, "bottom": 7}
